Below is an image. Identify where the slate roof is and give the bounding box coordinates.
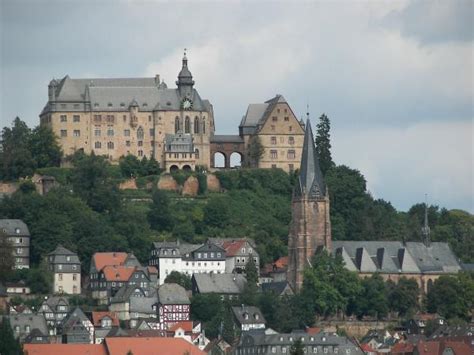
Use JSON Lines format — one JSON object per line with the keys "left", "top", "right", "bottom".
{"left": 48, "top": 245, "right": 79, "bottom": 261}
{"left": 332, "top": 241, "right": 461, "bottom": 274}
{"left": 130, "top": 295, "right": 158, "bottom": 314}
{"left": 193, "top": 273, "right": 247, "bottom": 295}
{"left": 261, "top": 281, "right": 293, "bottom": 295}
{"left": 157, "top": 283, "right": 190, "bottom": 305}
{"left": 211, "top": 135, "right": 244, "bottom": 143}
{"left": 0, "top": 219, "right": 30, "bottom": 236}
{"left": 42, "top": 296, "right": 69, "bottom": 311}
{"left": 110, "top": 285, "right": 149, "bottom": 304}
{"left": 295, "top": 118, "right": 326, "bottom": 198}
{"left": 232, "top": 306, "right": 266, "bottom": 325}
{"left": 61, "top": 307, "right": 91, "bottom": 332}
{"left": 7, "top": 314, "right": 49, "bottom": 340}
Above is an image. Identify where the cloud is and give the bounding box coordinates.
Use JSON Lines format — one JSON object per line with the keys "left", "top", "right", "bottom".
{"left": 382, "top": 0, "right": 473, "bottom": 44}
{"left": 333, "top": 120, "right": 473, "bottom": 212}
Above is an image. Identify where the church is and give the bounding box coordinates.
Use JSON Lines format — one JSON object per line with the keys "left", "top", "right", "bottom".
{"left": 287, "top": 119, "right": 462, "bottom": 293}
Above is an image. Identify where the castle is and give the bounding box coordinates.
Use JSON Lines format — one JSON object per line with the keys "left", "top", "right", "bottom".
{"left": 287, "top": 119, "right": 462, "bottom": 293}
{"left": 40, "top": 54, "right": 305, "bottom": 173}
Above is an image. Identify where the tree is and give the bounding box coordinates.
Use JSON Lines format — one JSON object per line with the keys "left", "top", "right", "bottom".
{"left": 245, "top": 136, "right": 265, "bottom": 168}
{"left": 314, "top": 114, "right": 334, "bottom": 176}
{"left": 29, "top": 125, "right": 62, "bottom": 169}
{"left": 0, "top": 231, "right": 14, "bottom": 282}
{"left": 356, "top": 274, "right": 389, "bottom": 319}
{"left": 164, "top": 271, "right": 192, "bottom": 290}
{"left": 387, "top": 277, "right": 419, "bottom": 316}
{"left": 0, "top": 318, "right": 22, "bottom": 355}
{"left": 245, "top": 255, "right": 258, "bottom": 285}
{"left": 290, "top": 338, "right": 305, "bottom": 355}
{"left": 222, "top": 303, "right": 237, "bottom": 345}
{"left": 148, "top": 189, "right": 174, "bottom": 231}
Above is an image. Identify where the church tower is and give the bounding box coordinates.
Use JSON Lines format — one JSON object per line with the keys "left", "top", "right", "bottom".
{"left": 287, "top": 119, "right": 332, "bottom": 292}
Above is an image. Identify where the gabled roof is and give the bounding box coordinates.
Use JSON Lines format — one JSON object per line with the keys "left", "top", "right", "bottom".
{"left": 102, "top": 265, "right": 136, "bottom": 282}
{"left": 92, "top": 252, "right": 128, "bottom": 273}
{"left": 91, "top": 311, "right": 119, "bottom": 327}
{"left": 157, "top": 283, "right": 190, "bottom": 305}
{"left": 104, "top": 337, "right": 205, "bottom": 355}
{"left": 23, "top": 344, "right": 107, "bottom": 355}
{"left": 130, "top": 296, "right": 157, "bottom": 314}
{"left": 0, "top": 219, "right": 30, "bottom": 236}
{"left": 168, "top": 321, "right": 194, "bottom": 333}
{"left": 110, "top": 285, "right": 150, "bottom": 304}
{"left": 48, "top": 245, "right": 77, "bottom": 256}
{"left": 193, "top": 273, "right": 247, "bottom": 295}
{"left": 42, "top": 296, "right": 69, "bottom": 311}
{"left": 232, "top": 306, "right": 266, "bottom": 325}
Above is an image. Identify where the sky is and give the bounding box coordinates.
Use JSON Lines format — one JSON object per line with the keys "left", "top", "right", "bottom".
{"left": 1, "top": 0, "right": 473, "bottom": 213}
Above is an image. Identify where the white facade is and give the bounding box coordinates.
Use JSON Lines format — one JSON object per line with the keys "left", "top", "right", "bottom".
{"left": 53, "top": 272, "right": 81, "bottom": 294}
{"left": 157, "top": 257, "right": 226, "bottom": 285}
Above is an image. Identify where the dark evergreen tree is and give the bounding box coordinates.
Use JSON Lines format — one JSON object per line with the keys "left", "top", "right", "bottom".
{"left": 148, "top": 189, "right": 174, "bottom": 231}
{"left": 0, "top": 318, "right": 22, "bottom": 355}
{"left": 164, "top": 271, "right": 192, "bottom": 290}
{"left": 0, "top": 230, "right": 14, "bottom": 282}
{"left": 314, "top": 114, "right": 334, "bottom": 176}
{"left": 290, "top": 338, "right": 305, "bottom": 355}
{"left": 245, "top": 136, "right": 265, "bottom": 168}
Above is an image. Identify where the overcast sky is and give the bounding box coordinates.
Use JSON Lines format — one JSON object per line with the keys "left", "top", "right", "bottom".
{"left": 1, "top": 0, "right": 472, "bottom": 212}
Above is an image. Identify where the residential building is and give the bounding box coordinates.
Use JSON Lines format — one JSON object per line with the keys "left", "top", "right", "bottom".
{"left": 47, "top": 245, "right": 81, "bottom": 294}
{"left": 238, "top": 95, "right": 305, "bottom": 172}
{"left": 109, "top": 285, "right": 156, "bottom": 322}
{"left": 5, "top": 281, "right": 31, "bottom": 295}
{"left": 155, "top": 283, "right": 191, "bottom": 330}
{"left": 40, "top": 296, "right": 70, "bottom": 334}
{"left": 59, "top": 307, "right": 94, "bottom": 344}
{"left": 210, "top": 238, "right": 259, "bottom": 274}
{"left": 149, "top": 240, "right": 226, "bottom": 284}
{"left": 192, "top": 273, "right": 247, "bottom": 299}
{"left": 91, "top": 311, "right": 119, "bottom": 344}
{"left": 7, "top": 314, "right": 49, "bottom": 343}
{"left": 406, "top": 314, "right": 445, "bottom": 335}
{"left": 40, "top": 53, "right": 215, "bottom": 171}
{"left": 261, "top": 256, "right": 288, "bottom": 283}
{"left": 232, "top": 305, "right": 266, "bottom": 332}
{"left": 24, "top": 328, "right": 51, "bottom": 344}
{"left": 261, "top": 281, "right": 294, "bottom": 297}
{"left": 0, "top": 219, "right": 30, "bottom": 269}
{"left": 235, "top": 331, "right": 363, "bottom": 355}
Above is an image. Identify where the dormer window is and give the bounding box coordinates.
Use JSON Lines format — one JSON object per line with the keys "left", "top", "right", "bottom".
{"left": 242, "top": 248, "right": 246, "bottom": 253}
{"left": 66, "top": 256, "right": 70, "bottom": 262}
{"left": 15, "top": 228, "right": 20, "bottom": 234}
{"left": 243, "top": 312, "right": 249, "bottom": 320}
{"left": 108, "top": 102, "right": 113, "bottom": 107}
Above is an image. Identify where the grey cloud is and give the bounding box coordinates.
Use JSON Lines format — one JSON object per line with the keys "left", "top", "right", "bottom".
{"left": 383, "top": 0, "right": 473, "bottom": 44}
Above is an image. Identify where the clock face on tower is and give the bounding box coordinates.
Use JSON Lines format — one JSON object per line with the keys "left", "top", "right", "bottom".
{"left": 181, "top": 98, "right": 193, "bottom": 110}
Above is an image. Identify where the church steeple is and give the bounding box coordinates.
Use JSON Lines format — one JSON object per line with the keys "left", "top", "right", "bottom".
{"left": 422, "top": 196, "right": 431, "bottom": 247}
{"left": 296, "top": 118, "right": 326, "bottom": 198}
{"left": 176, "top": 49, "right": 194, "bottom": 96}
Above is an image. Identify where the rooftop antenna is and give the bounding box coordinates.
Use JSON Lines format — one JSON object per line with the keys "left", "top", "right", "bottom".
{"left": 421, "top": 194, "right": 431, "bottom": 247}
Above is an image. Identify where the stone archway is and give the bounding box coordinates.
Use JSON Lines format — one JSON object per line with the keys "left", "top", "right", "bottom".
{"left": 230, "top": 152, "right": 243, "bottom": 168}
{"left": 182, "top": 165, "right": 192, "bottom": 172}
{"left": 210, "top": 135, "right": 245, "bottom": 169}
{"left": 170, "top": 165, "right": 179, "bottom": 173}
{"left": 213, "top": 152, "right": 226, "bottom": 168}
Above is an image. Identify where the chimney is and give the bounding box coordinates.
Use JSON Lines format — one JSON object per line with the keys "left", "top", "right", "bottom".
{"left": 155, "top": 74, "right": 160, "bottom": 86}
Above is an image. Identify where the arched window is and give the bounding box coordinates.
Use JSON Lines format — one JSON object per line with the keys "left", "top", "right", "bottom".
{"left": 107, "top": 142, "right": 114, "bottom": 149}
{"left": 202, "top": 119, "right": 206, "bottom": 134}
{"left": 137, "top": 126, "right": 144, "bottom": 139}
{"left": 195, "top": 149, "right": 199, "bottom": 158}
{"left": 175, "top": 117, "right": 180, "bottom": 133}
{"left": 194, "top": 117, "right": 200, "bottom": 134}
{"left": 185, "top": 116, "right": 190, "bottom": 133}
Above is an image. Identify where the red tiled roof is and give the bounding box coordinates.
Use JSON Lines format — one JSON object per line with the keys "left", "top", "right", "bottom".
{"left": 93, "top": 252, "right": 128, "bottom": 272}
{"left": 391, "top": 342, "right": 415, "bottom": 354}
{"left": 443, "top": 340, "right": 472, "bottom": 355}
{"left": 221, "top": 240, "right": 247, "bottom": 256}
{"left": 105, "top": 337, "right": 205, "bottom": 355}
{"left": 92, "top": 311, "right": 119, "bottom": 327}
{"left": 168, "top": 321, "right": 194, "bottom": 333}
{"left": 274, "top": 256, "right": 288, "bottom": 268}
{"left": 360, "top": 343, "right": 376, "bottom": 352}
{"left": 102, "top": 265, "right": 136, "bottom": 282}
{"left": 305, "top": 327, "right": 321, "bottom": 335}
{"left": 24, "top": 344, "right": 107, "bottom": 355}
{"left": 416, "top": 340, "right": 440, "bottom": 355}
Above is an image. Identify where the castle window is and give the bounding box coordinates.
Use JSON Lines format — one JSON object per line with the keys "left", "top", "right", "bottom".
{"left": 289, "top": 164, "right": 294, "bottom": 171}
{"left": 287, "top": 150, "right": 295, "bottom": 159}
{"left": 107, "top": 129, "right": 114, "bottom": 136}
{"left": 284, "top": 108, "right": 288, "bottom": 113}
{"left": 272, "top": 116, "right": 277, "bottom": 122}
{"left": 277, "top": 109, "right": 280, "bottom": 114}
{"left": 271, "top": 164, "right": 277, "bottom": 168}
{"left": 137, "top": 126, "right": 144, "bottom": 139}
{"left": 289, "top": 136, "right": 294, "bottom": 145}
{"left": 73, "top": 130, "right": 80, "bottom": 137}
{"left": 125, "top": 141, "right": 130, "bottom": 147}
{"left": 60, "top": 130, "right": 67, "bottom": 137}
{"left": 270, "top": 150, "right": 277, "bottom": 159}
{"left": 195, "top": 149, "right": 199, "bottom": 158}
{"left": 194, "top": 117, "right": 200, "bottom": 133}
{"left": 271, "top": 136, "right": 277, "bottom": 145}
{"left": 138, "top": 150, "right": 143, "bottom": 157}
{"left": 202, "top": 120, "right": 206, "bottom": 134}
{"left": 73, "top": 115, "right": 80, "bottom": 122}
{"left": 150, "top": 128, "right": 154, "bottom": 136}
{"left": 271, "top": 125, "right": 275, "bottom": 131}
{"left": 123, "top": 115, "right": 127, "bottom": 121}
{"left": 185, "top": 116, "right": 190, "bottom": 133}
{"left": 138, "top": 141, "right": 143, "bottom": 147}
{"left": 107, "top": 115, "right": 115, "bottom": 123}
{"left": 107, "top": 142, "right": 114, "bottom": 149}
{"left": 289, "top": 126, "right": 292, "bottom": 132}
{"left": 60, "top": 115, "right": 67, "bottom": 122}
{"left": 284, "top": 116, "right": 289, "bottom": 121}
{"left": 175, "top": 117, "right": 180, "bottom": 133}
{"left": 94, "top": 115, "right": 101, "bottom": 123}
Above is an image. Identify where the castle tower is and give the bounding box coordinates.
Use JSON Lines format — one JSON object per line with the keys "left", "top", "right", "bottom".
{"left": 287, "top": 118, "right": 332, "bottom": 292}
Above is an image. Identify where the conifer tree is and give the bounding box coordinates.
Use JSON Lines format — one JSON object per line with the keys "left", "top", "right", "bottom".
{"left": 314, "top": 114, "right": 334, "bottom": 175}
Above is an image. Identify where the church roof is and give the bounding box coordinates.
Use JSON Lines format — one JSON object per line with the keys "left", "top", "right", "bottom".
{"left": 295, "top": 119, "right": 326, "bottom": 198}
{"left": 332, "top": 241, "right": 461, "bottom": 274}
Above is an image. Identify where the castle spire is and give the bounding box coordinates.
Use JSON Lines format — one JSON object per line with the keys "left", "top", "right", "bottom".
{"left": 296, "top": 118, "right": 326, "bottom": 198}
{"left": 422, "top": 195, "right": 431, "bottom": 247}
{"left": 176, "top": 48, "right": 194, "bottom": 94}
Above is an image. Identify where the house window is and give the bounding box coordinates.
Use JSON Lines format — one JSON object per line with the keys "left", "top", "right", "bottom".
{"left": 73, "top": 274, "right": 77, "bottom": 281}
{"left": 95, "top": 142, "right": 101, "bottom": 149}
{"left": 287, "top": 150, "right": 295, "bottom": 159}
{"left": 107, "top": 115, "right": 115, "bottom": 123}
{"left": 107, "top": 129, "right": 114, "bottom": 136}
{"left": 289, "top": 126, "right": 293, "bottom": 132}
{"left": 60, "top": 130, "right": 67, "bottom": 137}
{"left": 73, "top": 285, "right": 78, "bottom": 294}
{"left": 73, "top": 115, "right": 80, "bottom": 122}
{"left": 58, "top": 274, "right": 63, "bottom": 281}
{"left": 73, "top": 130, "right": 80, "bottom": 137}
{"left": 95, "top": 129, "right": 101, "bottom": 137}
{"left": 289, "top": 136, "right": 295, "bottom": 145}
{"left": 272, "top": 116, "right": 277, "bottom": 122}
{"left": 270, "top": 150, "right": 277, "bottom": 159}
{"left": 107, "top": 142, "right": 114, "bottom": 149}
{"left": 124, "top": 129, "right": 130, "bottom": 137}
{"left": 60, "top": 115, "right": 67, "bottom": 122}
{"left": 271, "top": 136, "right": 277, "bottom": 145}
{"left": 58, "top": 264, "right": 62, "bottom": 270}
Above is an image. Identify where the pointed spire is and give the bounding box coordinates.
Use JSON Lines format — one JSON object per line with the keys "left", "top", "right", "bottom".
{"left": 422, "top": 195, "right": 431, "bottom": 247}
{"left": 296, "top": 118, "right": 326, "bottom": 198}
